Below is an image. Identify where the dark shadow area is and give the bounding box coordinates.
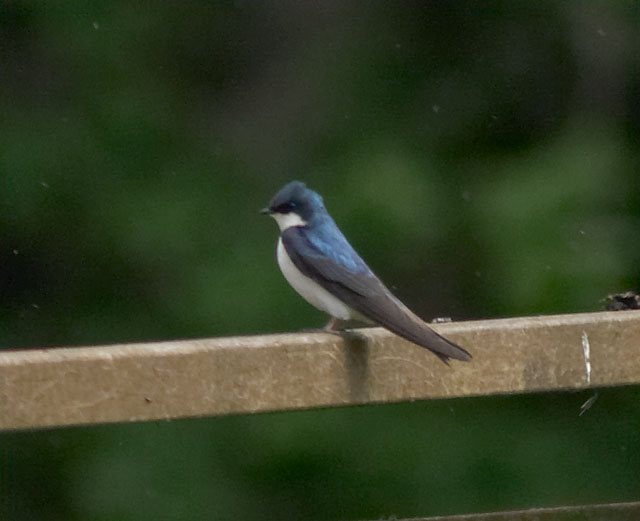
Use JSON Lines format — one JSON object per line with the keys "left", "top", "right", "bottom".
{"left": 342, "top": 329, "right": 370, "bottom": 402}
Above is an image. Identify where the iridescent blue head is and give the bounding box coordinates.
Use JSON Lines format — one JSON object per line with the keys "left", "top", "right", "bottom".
{"left": 261, "top": 181, "right": 326, "bottom": 230}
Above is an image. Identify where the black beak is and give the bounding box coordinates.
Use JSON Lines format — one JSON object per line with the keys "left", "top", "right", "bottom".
{"left": 260, "top": 207, "right": 272, "bottom": 215}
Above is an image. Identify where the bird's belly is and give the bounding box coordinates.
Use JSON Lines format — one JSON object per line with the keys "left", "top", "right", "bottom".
{"left": 277, "top": 238, "right": 358, "bottom": 321}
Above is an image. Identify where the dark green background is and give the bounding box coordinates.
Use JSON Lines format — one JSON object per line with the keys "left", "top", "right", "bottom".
{"left": 2, "top": 2, "right": 639, "bottom": 520}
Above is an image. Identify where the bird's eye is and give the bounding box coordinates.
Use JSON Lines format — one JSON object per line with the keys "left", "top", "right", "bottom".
{"left": 276, "top": 201, "right": 296, "bottom": 213}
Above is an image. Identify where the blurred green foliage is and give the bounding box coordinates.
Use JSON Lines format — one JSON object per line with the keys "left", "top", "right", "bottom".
{"left": 1, "top": 2, "right": 639, "bottom": 520}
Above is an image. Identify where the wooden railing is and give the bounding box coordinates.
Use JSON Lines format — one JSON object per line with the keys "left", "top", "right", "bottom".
{"left": 2, "top": 310, "right": 639, "bottom": 519}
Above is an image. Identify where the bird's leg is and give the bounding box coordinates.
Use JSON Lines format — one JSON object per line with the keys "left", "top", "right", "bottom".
{"left": 324, "top": 316, "right": 341, "bottom": 332}
{"left": 300, "top": 317, "right": 343, "bottom": 336}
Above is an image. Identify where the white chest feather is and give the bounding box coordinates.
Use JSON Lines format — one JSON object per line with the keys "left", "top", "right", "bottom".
{"left": 276, "top": 238, "right": 357, "bottom": 321}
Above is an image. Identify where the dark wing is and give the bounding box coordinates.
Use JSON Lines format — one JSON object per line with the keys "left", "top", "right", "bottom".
{"left": 282, "top": 228, "right": 471, "bottom": 363}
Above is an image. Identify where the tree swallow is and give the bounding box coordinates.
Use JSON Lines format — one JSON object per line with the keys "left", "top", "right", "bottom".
{"left": 262, "top": 181, "right": 471, "bottom": 364}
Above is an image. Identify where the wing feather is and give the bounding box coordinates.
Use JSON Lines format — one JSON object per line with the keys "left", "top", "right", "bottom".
{"left": 281, "top": 228, "right": 471, "bottom": 363}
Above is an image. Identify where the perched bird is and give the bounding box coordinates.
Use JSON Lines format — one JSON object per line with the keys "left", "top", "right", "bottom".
{"left": 261, "top": 181, "right": 471, "bottom": 364}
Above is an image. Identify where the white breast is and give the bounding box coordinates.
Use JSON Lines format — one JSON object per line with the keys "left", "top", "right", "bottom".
{"left": 276, "top": 238, "right": 358, "bottom": 321}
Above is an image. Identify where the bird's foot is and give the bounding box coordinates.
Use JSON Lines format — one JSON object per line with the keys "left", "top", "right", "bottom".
{"left": 324, "top": 316, "right": 341, "bottom": 331}
{"left": 299, "top": 327, "right": 342, "bottom": 336}
{"left": 299, "top": 317, "right": 343, "bottom": 336}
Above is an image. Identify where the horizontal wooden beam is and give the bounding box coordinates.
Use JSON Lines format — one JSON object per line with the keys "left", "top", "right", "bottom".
{"left": 1, "top": 310, "right": 640, "bottom": 431}
{"left": 395, "top": 501, "right": 640, "bottom": 521}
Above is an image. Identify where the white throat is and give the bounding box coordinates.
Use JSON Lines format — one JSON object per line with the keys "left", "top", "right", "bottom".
{"left": 271, "top": 212, "right": 307, "bottom": 231}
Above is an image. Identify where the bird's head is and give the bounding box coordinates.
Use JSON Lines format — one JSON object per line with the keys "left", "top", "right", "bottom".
{"left": 261, "top": 181, "right": 325, "bottom": 231}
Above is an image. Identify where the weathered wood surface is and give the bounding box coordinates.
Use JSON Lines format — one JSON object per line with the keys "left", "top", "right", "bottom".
{"left": 394, "top": 500, "right": 640, "bottom": 521}
{"left": 1, "top": 310, "right": 639, "bottom": 431}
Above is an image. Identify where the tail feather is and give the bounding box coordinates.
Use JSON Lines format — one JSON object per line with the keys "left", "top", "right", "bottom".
{"left": 357, "top": 294, "right": 471, "bottom": 364}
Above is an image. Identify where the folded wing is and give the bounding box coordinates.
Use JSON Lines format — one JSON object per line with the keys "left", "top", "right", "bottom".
{"left": 282, "top": 228, "right": 471, "bottom": 363}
